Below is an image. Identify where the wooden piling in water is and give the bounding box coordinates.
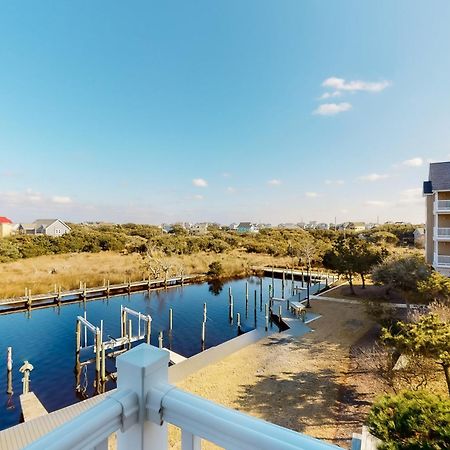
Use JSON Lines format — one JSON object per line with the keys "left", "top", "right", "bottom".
{"left": 146, "top": 316, "right": 151, "bottom": 345}
{"left": 264, "top": 304, "right": 269, "bottom": 331}
{"left": 260, "top": 278, "right": 263, "bottom": 310}
{"left": 201, "top": 321, "right": 206, "bottom": 346}
{"left": 203, "top": 303, "right": 207, "bottom": 323}
{"left": 282, "top": 271, "right": 285, "bottom": 298}
{"left": 128, "top": 319, "right": 132, "bottom": 350}
{"left": 237, "top": 312, "right": 241, "bottom": 329}
{"left": 254, "top": 289, "right": 257, "bottom": 311}
{"left": 158, "top": 331, "right": 163, "bottom": 349}
{"left": 75, "top": 321, "right": 81, "bottom": 370}
{"left": 95, "top": 329, "right": 101, "bottom": 394}
{"left": 278, "top": 305, "right": 282, "bottom": 322}
{"left": 107, "top": 279, "right": 110, "bottom": 296}
{"left": 229, "top": 294, "right": 234, "bottom": 322}
{"left": 169, "top": 308, "right": 173, "bottom": 331}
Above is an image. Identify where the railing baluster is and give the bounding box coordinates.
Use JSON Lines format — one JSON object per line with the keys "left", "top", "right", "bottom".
{"left": 181, "top": 430, "right": 201, "bottom": 450}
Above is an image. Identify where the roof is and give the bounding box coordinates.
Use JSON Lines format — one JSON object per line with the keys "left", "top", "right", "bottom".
{"left": 0, "top": 216, "right": 12, "bottom": 224}
{"left": 34, "top": 219, "right": 70, "bottom": 230}
{"left": 237, "top": 222, "right": 253, "bottom": 228}
{"left": 427, "top": 161, "right": 450, "bottom": 191}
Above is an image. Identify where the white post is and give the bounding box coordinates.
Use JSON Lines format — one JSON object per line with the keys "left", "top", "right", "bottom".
{"left": 116, "top": 344, "right": 169, "bottom": 450}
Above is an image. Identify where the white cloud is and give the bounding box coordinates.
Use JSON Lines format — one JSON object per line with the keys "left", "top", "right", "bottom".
{"left": 267, "top": 179, "right": 282, "bottom": 186}
{"left": 402, "top": 157, "right": 423, "bottom": 167}
{"left": 305, "top": 192, "right": 320, "bottom": 198}
{"left": 322, "top": 77, "right": 391, "bottom": 93}
{"left": 52, "top": 196, "right": 72, "bottom": 204}
{"left": 226, "top": 187, "right": 236, "bottom": 193}
{"left": 358, "top": 173, "right": 389, "bottom": 182}
{"left": 192, "top": 178, "right": 208, "bottom": 187}
{"left": 313, "top": 102, "right": 352, "bottom": 116}
{"left": 397, "top": 188, "right": 422, "bottom": 206}
{"left": 319, "top": 91, "right": 342, "bottom": 100}
{"left": 365, "top": 200, "right": 389, "bottom": 207}
{"left": 325, "top": 179, "right": 345, "bottom": 185}
{"left": 193, "top": 194, "right": 204, "bottom": 200}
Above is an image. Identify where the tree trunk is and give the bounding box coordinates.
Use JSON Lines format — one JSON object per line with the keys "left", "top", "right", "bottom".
{"left": 360, "top": 273, "right": 366, "bottom": 289}
{"left": 348, "top": 274, "right": 356, "bottom": 295}
{"left": 442, "top": 363, "right": 450, "bottom": 396}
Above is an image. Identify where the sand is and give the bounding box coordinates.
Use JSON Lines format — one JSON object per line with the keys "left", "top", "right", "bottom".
{"left": 168, "top": 299, "right": 377, "bottom": 449}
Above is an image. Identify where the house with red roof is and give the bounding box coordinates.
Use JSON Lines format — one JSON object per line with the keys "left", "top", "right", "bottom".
{"left": 0, "top": 216, "right": 13, "bottom": 238}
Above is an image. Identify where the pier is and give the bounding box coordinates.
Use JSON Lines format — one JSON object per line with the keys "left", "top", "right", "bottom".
{"left": 0, "top": 275, "right": 199, "bottom": 315}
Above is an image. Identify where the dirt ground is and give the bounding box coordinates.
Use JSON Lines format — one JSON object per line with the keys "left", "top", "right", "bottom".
{"left": 168, "top": 299, "right": 380, "bottom": 449}
{"left": 324, "top": 282, "right": 406, "bottom": 303}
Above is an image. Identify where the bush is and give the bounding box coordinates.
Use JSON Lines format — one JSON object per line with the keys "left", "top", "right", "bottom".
{"left": 207, "top": 261, "right": 223, "bottom": 278}
{"left": 367, "top": 390, "right": 450, "bottom": 450}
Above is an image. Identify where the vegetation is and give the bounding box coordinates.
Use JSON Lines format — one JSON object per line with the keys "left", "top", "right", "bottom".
{"left": 367, "top": 390, "right": 450, "bottom": 450}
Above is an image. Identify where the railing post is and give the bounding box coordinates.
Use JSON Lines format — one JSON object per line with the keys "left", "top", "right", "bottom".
{"left": 116, "top": 344, "right": 170, "bottom": 450}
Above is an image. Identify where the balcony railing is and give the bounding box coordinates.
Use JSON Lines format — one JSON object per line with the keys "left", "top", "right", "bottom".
{"left": 437, "top": 255, "right": 450, "bottom": 266}
{"left": 435, "top": 227, "right": 450, "bottom": 238}
{"left": 26, "top": 344, "right": 340, "bottom": 450}
{"left": 435, "top": 200, "right": 450, "bottom": 212}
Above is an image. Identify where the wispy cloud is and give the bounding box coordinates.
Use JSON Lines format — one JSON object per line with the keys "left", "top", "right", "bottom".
{"left": 322, "top": 77, "right": 391, "bottom": 93}
{"left": 402, "top": 157, "right": 423, "bottom": 167}
{"left": 325, "top": 179, "right": 345, "bottom": 185}
{"left": 397, "top": 188, "right": 422, "bottom": 206}
{"left": 358, "top": 173, "right": 389, "bottom": 182}
{"left": 319, "top": 91, "right": 342, "bottom": 100}
{"left": 52, "top": 196, "right": 72, "bottom": 204}
{"left": 267, "top": 179, "right": 282, "bottom": 186}
{"left": 226, "top": 187, "right": 236, "bottom": 193}
{"left": 193, "top": 194, "right": 204, "bottom": 200}
{"left": 305, "top": 192, "right": 320, "bottom": 198}
{"left": 192, "top": 178, "right": 208, "bottom": 187}
{"left": 313, "top": 102, "right": 352, "bottom": 116}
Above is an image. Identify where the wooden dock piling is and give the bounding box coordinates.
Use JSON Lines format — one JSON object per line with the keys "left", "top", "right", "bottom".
{"left": 158, "top": 331, "right": 163, "bottom": 349}
{"left": 169, "top": 308, "right": 173, "bottom": 331}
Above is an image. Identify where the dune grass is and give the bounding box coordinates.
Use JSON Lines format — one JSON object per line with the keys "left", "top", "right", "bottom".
{"left": 0, "top": 250, "right": 294, "bottom": 299}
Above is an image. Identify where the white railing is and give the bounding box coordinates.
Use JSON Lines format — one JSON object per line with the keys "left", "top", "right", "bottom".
{"left": 435, "top": 228, "right": 450, "bottom": 238}
{"left": 26, "top": 344, "right": 340, "bottom": 450}
{"left": 435, "top": 200, "right": 450, "bottom": 211}
{"left": 437, "top": 255, "right": 450, "bottom": 266}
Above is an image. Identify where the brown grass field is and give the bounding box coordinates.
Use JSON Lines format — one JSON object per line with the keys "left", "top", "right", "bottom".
{"left": 0, "top": 250, "right": 295, "bottom": 299}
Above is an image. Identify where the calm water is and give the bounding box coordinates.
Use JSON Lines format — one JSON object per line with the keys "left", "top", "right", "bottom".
{"left": 0, "top": 275, "right": 318, "bottom": 430}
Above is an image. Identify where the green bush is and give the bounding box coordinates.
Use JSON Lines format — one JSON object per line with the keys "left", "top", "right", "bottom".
{"left": 207, "top": 261, "right": 223, "bottom": 278}
{"left": 367, "top": 390, "right": 450, "bottom": 450}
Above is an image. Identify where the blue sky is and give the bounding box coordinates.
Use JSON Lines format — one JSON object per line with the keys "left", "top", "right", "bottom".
{"left": 1, "top": 1, "right": 449, "bottom": 224}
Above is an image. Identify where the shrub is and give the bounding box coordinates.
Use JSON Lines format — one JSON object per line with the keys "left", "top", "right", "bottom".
{"left": 207, "top": 261, "right": 223, "bottom": 278}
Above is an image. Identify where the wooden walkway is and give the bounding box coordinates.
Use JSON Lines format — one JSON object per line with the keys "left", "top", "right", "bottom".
{"left": 0, "top": 275, "right": 200, "bottom": 315}
{"left": 19, "top": 393, "right": 48, "bottom": 422}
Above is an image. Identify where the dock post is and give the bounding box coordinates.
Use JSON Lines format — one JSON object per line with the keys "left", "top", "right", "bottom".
{"left": 264, "top": 304, "right": 269, "bottom": 331}
{"left": 75, "top": 320, "right": 81, "bottom": 371}
{"left": 254, "top": 289, "right": 257, "bottom": 311}
{"left": 128, "top": 319, "right": 132, "bottom": 350}
{"left": 146, "top": 316, "right": 151, "bottom": 345}
{"left": 301, "top": 270, "right": 304, "bottom": 287}
{"left": 203, "top": 303, "right": 207, "bottom": 323}
{"left": 278, "top": 305, "right": 282, "bottom": 322}
{"left": 260, "top": 278, "right": 263, "bottom": 310}
{"left": 83, "top": 282, "right": 87, "bottom": 300}
{"left": 169, "top": 308, "right": 173, "bottom": 332}
{"left": 158, "top": 331, "right": 163, "bottom": 349}
{"left": 181, "top": 269, "right": 184, "bottom": 286}
{"left": 101, "top": 342, "right": 106, "bottom": 388}
{"left": 27, "top": 289, "right": 32, "bottom": 310}
{"left": 229, "top": 294, "right": 233, "bottom": 322}
{"left": 271, "top": 266, "right": 274, "bottom": 295}
{"left": 268, "top": 284, "right": 272, "bottom": 299}
{"left": 19, "top": 361, "right": 33, "bottom": 394}
{"left": 95, "top": 329, "right": 101, "bottom": 394}
{"left": 237, "top": 312, "right": 241, "bottom": 330}
{"left": 201, "top": 321, "right": 206, "bottom": 348}
{"left": 128, "top": 278, "right": 131, "bottom": 294}
{"left": 57, "top": 285, "right": 62, "bottom": 304}
{"left": 282, "top": 271, "right": 285, "bottom": 298}
{"left": 245, "top": 282, "right": 249, "bottom": 304}
{"left": 107, "top": 279, "right": 110, "bottom": 296}
{"left": 6, "top": 347, "right": 13, "bottom": 395}
{"left": 228, "top": 286, "right": 232, "bottom": 303}
{"left": 121, "top": 307, "right": 127, "bottom": 339}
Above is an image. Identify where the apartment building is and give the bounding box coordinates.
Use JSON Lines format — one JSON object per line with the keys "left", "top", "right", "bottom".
{"left": 423, "top": 161, "right": 450, "bottom": 275}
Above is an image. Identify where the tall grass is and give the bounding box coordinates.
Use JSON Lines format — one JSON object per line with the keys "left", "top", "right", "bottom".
{"left": 0, "top": 250, "right": 293, "bottom": 299}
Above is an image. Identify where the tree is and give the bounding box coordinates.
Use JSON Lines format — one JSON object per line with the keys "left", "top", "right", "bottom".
{"left": 381, "top": 314, "right": 450, "bottom": 395}
{"left": 323, "top": 235, "right": 383, "bottom": 294}
{"left": 367, "top": 390, "right": 450, "bottom": 450}
{"left": 417, "top": 272, "right": 450, "bottom": 305}
{"left": 372, "top": 255, "right": 432, "bottom": 303}
{"left": 207, "top": 261, "right": 223, "bottom": 278}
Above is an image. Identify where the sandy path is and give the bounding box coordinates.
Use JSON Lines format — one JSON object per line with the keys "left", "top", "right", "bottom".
{"left": 169, "top": 299, "right": 376, "bottom": 449}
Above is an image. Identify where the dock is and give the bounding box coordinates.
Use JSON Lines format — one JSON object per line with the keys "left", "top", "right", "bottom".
{"left": 0, "top": 275, "right": 200, "bottom": 315}
{"left": 19, "top": 392, "right": 48, "bottom": 422}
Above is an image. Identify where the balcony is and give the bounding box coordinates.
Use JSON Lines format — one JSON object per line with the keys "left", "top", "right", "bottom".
{"left": 435, "top": 228, "right": 450, "bottom": 240}
{"left": 25, "top": 344, "right": 340, "bottom": 450}
{"left": 434, "top": 200, "right": 450, "bottom": 213}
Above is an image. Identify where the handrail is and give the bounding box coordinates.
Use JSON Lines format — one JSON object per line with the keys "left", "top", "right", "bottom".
{"left": 150, "top": 384, "right": 340, "bottom": 450}
{"left": 25, "top": 390, "right": 138, "bottom": 450}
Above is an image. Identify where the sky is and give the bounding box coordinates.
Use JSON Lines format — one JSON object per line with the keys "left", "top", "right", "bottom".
{"left": 1, "top": 1, "right": 450, "bottom": 225}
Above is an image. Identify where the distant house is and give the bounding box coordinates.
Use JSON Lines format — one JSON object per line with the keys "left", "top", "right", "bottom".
{"left": 348, "top": 222, "right": 366, "bottom": 232}
{"left": 190, "top": 223, "right": 209, "bottom": 235}
{"left": 316, "top": 223, "right": 329, "bottom": 230}
{"left": 18, "top": 219, "right": 71, "bottom": 237}
{"left": 236, "top": 222, "right": 259, "bottom": 234}
{"left": 0, "top": 216, "right": 13, "bottom": 238}
{"left": 414, "top": 227, "right": 425, "bottom": 248}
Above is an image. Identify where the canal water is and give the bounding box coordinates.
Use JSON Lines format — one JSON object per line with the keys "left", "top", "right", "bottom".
{"left": 0, "top": 275, "right": 319, "bottom": 431}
